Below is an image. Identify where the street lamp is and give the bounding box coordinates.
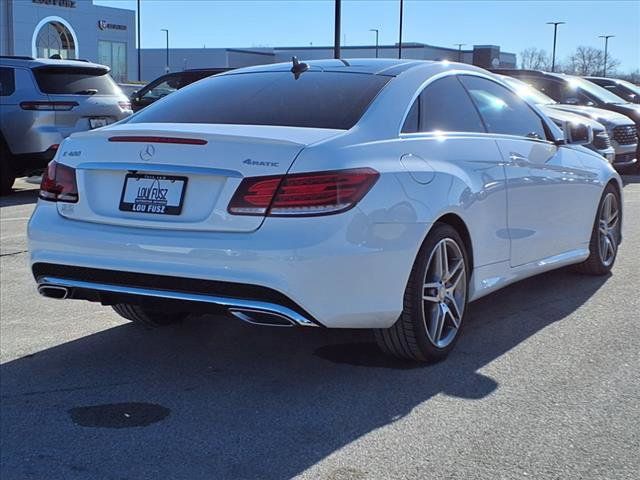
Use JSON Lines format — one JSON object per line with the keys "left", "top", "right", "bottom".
{"left": 454, "top": 43, "right": 465, "bottom": 62}
{"left": 369, "top": 29, "right": 379, "bottom": 58}
{"left": 599, "top": 35, "right": 615, "bottom": 77}
{"left": 546, "top": 21, "right": 565, "bottom": 72}
{"left": 398, "top": 0, "right": 404, "bottom": 59}
{"left": 137, "top": 0, "right": 141, "bottom": 81}
{"left": 334, "top": 0, "right": 341, "bottom": 59}
{"left": 161, "top": 28, "right": 169, "bottom": 73}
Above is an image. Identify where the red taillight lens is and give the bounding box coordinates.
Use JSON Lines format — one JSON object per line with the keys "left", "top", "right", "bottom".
{"left": 228, "top": 168, "right": 379, "bottom": 217}
{"left": 20, "top": 101, "right": 78, "bottom": 111}
{"left": 40, "top": 161, "right": 79, "bottom": 203}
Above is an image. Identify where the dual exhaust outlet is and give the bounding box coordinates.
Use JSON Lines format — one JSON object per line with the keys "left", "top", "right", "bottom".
{"left": 37, "top": 279, "right": 317, "bottom": 328}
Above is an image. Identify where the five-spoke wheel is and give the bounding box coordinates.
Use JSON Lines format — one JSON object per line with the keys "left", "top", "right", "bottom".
{"left": 375, "top": 223, "right": 469, "bottom": 362}
{"left": 422, "top": 238, "right": 467, "bottom": 349}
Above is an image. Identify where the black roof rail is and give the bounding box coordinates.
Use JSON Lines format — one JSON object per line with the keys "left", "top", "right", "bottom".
{"left": 0, "top": 55, "right": 35, "bottom": 60}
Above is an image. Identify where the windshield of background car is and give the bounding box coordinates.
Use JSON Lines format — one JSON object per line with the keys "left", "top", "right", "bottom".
{"left": 567, "top": 76, "right": 629, "bottom": 104}
{"left": 129, "top": 71, "right": 392, "bottom": 130}
{"left": 33, "top": 67, "right": 120, "bottom": 95}
{"left": 500, "top": 76, "right": 556, "bottom": 105}
{"left": 616, "top": 80, "right": 640, "bottom": 96}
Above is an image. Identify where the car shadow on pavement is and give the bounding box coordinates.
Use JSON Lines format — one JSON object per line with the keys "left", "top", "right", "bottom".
{"left": 0, "top": 188, "right": 38, "bottom": 208}
{"left": 0, "top": 268, "right": 609, "bottom": 480}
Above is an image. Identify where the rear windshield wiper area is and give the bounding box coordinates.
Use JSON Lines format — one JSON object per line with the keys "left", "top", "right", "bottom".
{"left": 74, "top": 89, "right": 98, "bottom": 95}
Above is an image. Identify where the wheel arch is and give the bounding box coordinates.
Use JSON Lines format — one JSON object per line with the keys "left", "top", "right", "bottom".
{"left": 433, "top": 213, "right": 474, "bottom": 272}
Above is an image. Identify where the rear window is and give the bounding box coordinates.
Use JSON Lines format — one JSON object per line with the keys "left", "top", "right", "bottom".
{"left": 33, "top": 67, "right": 119, "bottom": 95}
{"left": 129, "top": 71, "right": 391, "bottom": 130}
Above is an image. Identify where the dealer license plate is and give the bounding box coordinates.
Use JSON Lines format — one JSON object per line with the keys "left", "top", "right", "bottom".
{"left": 119, "top": 174, "right": 188, "bottom": 215}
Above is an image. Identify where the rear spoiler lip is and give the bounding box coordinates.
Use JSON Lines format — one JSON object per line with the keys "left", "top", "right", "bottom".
{"left": 32, "top": 64, "right": 110, "bottom": 75}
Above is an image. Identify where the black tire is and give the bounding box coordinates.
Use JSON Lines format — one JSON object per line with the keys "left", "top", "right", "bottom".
{"left": 574, "top": 183, "right": 621, "bottom": 276}
{"left": 374, "top": 222, "right": 470, "bottom": 363}
{"left": 112, "top": 303, "right": 188, "bottom": 328}
{"left": 0, "top": 138, "right": 15, "bottom": 196}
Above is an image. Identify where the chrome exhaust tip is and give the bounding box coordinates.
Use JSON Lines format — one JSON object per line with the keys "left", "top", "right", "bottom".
{"left": 38, "top": 285, "right": 70, "bottom": 300}
{"left": 229, "top": 308, "right": 296, "bottom": 327}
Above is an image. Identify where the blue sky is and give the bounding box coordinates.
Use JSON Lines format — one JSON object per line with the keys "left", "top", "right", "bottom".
{"left": 95, "top": 0, "right": 640, "bottom": 72}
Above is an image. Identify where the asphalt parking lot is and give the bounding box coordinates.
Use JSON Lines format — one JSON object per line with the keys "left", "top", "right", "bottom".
{"left": 1, "top": 175, "right": 639, "bottom": 480}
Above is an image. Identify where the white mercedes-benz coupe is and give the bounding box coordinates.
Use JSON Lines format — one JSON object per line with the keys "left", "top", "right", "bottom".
{"left": 29, "top": 59, "right": 623, "bottom": 362}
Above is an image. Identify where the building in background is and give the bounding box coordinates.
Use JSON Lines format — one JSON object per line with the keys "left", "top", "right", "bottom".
{"left": 139, "top": 43, "right": 516, "bottom": 82}
{"left": 1, "top": 1, "right": 516, "bottom": 83}
{"left": 1, "top": 0, "right": 135, "bottom": 82}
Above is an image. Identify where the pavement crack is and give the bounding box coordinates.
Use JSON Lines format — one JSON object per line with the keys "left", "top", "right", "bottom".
{"left": 1, "top": 381, "right": 133, "bottom": 400}
{"left": 0, "top": 250, "right": 28, "bottom": 257}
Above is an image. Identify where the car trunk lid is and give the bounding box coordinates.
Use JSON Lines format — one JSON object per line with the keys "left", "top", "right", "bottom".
{"left": 56, "top": 123, "right": 343, "bottom": 232}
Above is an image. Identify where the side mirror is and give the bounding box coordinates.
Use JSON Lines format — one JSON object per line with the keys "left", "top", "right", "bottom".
{"left": 562, "top": 121, "right": 593, "bottom": 146}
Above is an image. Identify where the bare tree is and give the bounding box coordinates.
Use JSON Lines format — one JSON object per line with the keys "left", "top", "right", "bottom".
{"left": 563, "top": 46, "right": 620, "bottom": 76}
{"left": 519, "top": 48, "right": 550, "bottom": 70}
{"left": 617, "top": 70, "right": 640, "bottom": 84}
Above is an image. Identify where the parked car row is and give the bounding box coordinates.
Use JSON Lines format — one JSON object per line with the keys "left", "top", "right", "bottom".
{"left": 2, "top": 56, "right": 639, "bottom": 196}
{"left": 493, "top": 69, "right": 640, "bottom": 172}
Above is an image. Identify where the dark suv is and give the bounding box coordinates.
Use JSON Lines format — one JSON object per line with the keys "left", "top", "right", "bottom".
{"left": 495, "top": 69, "right": 640, "bottom": 172}
{"left": 130, "top": 68, "right": 230, "bottom": 111}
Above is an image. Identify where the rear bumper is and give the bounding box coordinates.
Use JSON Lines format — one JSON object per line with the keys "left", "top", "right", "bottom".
{"left": 28, "top": 201, "right": 427, "bottom": 328}
{"left": 36, "top": 273, "right": 318, "bottom": 327}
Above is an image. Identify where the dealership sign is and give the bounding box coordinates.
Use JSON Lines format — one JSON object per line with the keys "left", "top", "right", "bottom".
{"left": 98, "top": 20, "right": 127, "bottom": 31}
{"left": 32, "top": 0, "right": 76, "bottom": 7}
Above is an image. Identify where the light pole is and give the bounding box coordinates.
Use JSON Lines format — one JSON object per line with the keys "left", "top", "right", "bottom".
{"left": 334, "top": 0, "right": 341, "bottom": 59}
{"left": 137, "top": 0, "right": 141, "bottom": 81}
{"left": 398, "top": 0, "right": 403, "bottom": 59}
{"left": 546, "top": 21, "right": 565, "bottom": 72}
{"left": 454, "top": 43, "right": 465, "bottom": 62}
{"left": 599, "top": 35, "right": 615, "bottom": 77}
{"left": 369, "top": 29, "right": 379, "bottom": 58}
{"left": 161, "top": 28, "right": 169, "bottom": 72}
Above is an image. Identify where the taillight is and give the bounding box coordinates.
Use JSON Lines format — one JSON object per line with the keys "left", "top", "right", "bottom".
{"left": 228, "top": 168, "right": 379, "bottom": 217}
{"left": 20, "top": 101, "right": 78, "bottom": 111}
{"left": 39, "top": 161, "right": 79, "bottom": 203}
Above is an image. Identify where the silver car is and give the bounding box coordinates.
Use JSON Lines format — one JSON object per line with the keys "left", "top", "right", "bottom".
{"left": 0, "top": 56, "right": 132, "bottom": 194}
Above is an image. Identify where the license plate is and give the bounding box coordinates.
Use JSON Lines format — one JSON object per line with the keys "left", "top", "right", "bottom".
{"left": 89, "top": 117, "right": 109, "bottom": 129}
{"left": 119, "top": 174, "right": 188, "bottom": 215}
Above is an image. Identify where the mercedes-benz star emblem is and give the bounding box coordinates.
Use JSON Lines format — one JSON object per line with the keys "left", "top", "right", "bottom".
{"left": 139, "top": 144, "right": 155, "bottom": 161}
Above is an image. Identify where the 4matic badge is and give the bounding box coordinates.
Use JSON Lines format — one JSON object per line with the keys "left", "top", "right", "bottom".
{"left": 243, "top": 159, "right": 279, "bottom": 167}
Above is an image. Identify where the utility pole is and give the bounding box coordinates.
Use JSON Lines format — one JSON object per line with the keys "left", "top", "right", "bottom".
{"left": 599, "top": 35, "right": 615, "bottom": 77}
{"left": 370, "top": 29, "right": 379, "bottom": 58}
{"left": 398, "top": 0, "right": 403, "bottom": 59}
{"left": 161, "top": 28, "right": 169, "bottom": 72}
{"left": 334, "top": 0, "right": 341, "bottom": 59}
{"left": 137, "top": 0, "right": 141, "bottom": 80}
{"left": 454, "top": 43, "right": 465, "bottom": 62}
{"left": 546, "top": 21, "right": 565, "bottom": 72}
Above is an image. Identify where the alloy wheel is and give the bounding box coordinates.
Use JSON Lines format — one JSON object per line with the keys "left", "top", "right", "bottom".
{"left": 598, "top": 192, "right": 619, "bottom": 267}
{"left": 422, "top": 238, "right": 467, "bottom": 348}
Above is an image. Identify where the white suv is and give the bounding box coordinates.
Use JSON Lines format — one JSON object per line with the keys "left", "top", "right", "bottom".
{"left": 0, "top": 56, "right": 132, "bottom": 194}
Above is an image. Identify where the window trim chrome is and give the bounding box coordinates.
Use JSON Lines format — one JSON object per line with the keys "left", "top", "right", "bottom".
{"left": 397, "top": 69, "right": 560, "bottom": 145}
